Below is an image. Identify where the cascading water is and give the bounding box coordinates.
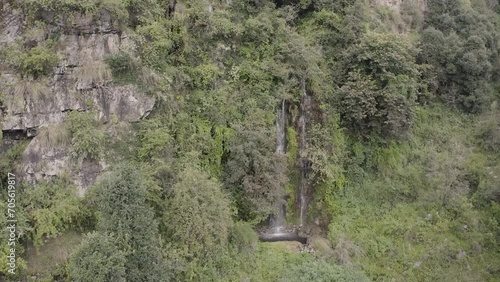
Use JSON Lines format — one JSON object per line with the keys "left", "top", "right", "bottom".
{"left": 272, "top": 99, "right": 287, "bottom": 233}
{"left": 298, "top": 78, "right": 311, "bottom": 227}
{"left": 276, "top": 99, "right": 286, "bottom": 155}
{"left": 258, "top": 91, "right": 309, "bottom": 244}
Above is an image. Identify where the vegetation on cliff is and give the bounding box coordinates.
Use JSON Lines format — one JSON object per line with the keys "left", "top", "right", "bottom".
{"left": 0, "top": 0, "right": 499, "bottom": 281}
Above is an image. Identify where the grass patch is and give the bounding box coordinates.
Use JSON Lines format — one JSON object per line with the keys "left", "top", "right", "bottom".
{"left": 329, "top": 104, "right": 500, "bottom": 281}
{"left": 37, "top": 123, "right": 71, "bottom": 152}
{"left": 74, "top": 61, "right": 112, "bottom": 88}
{"left": 25, "top": 230, "right": 84, "bottom": 279}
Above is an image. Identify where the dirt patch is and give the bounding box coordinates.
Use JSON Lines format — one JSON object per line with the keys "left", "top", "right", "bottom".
{"left": 25, "top": 230, "right": 84, "bottom": 277}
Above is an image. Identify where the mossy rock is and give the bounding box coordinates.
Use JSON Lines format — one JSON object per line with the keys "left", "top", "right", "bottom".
{"left": 309, "top": 235, "right": 334, "bottom": 258}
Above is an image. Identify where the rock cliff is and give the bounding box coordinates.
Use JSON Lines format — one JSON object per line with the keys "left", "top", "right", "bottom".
{"left": 0, "top": 3, "right": 155, "bottom": 192}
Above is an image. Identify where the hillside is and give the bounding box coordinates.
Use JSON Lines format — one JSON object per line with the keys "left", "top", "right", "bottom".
{"left": 1, "top": 0, "right": 499, "bottom": 281}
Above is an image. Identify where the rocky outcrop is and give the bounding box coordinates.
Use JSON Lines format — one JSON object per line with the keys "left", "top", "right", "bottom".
{"left": 371, "top": 0, "right": 427, "bottom": 13}
{"left": 0, "top": 4, "right": 155, "bottom": 192}
{"left": 0, "top": 8, "right": 151, "bottom": 132}
{"left": 1, "top": 76, "right": 154, "bottom": 133}
{"left": 22, "top": 134, "right": 108, "bottom": 196}
{"left": 38, "top": 9, "right": 120, "bottom": 35}
{"left": 0, "top": 4, "right": 22, "bottom": 45}
{"left": 372, "top": 0, "right": 404, "bottom": 10}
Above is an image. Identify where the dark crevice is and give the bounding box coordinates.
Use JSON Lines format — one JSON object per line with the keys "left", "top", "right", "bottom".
{"left": 258, "top": 232, "right": 307, "bottom": 244}
{"left": 1, "top": 129, "right": 30, "bottom": 153}
{"left": 2, "top": 129, "right": 27, "bottom": 140}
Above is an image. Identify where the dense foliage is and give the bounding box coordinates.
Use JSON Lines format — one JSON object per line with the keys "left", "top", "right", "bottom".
{"left": 1, "top": 0, "right": 500, "bottom": 281}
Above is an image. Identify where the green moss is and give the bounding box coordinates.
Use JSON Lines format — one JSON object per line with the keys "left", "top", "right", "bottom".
{"left": 286, "top": 179, "right": 299, "bottom": 225}
{"left": 286, "top": 126, "right": 298, "bottom": 164}
{"left": 284, "top": 126, "right": 300, "bottom": 223}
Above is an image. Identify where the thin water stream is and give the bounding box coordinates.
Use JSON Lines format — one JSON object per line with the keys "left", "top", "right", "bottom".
{"left": 298, "top": 78, "right": 311, "bottom": 227}
{"left": 261, "top": 80, "right": 311, "bottom": 243}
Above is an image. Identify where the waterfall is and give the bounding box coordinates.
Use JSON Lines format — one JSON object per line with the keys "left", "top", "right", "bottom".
{"left": 259, "top": 85, "right": 312, "bottom": 242}
{"left": 298, "top": 78, "right": 311, "bottom": 227}
{"left": 272, "top": 99, "right": 287, "bottom": 233}
{"left": 276, "top": 99, "right": 286, "bottom": 154}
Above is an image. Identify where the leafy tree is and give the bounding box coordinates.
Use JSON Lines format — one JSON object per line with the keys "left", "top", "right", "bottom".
{"left": 342, "top": 31, "right": 420, "bottom": 86}
{"left": 338, "top": 32, "right": 419, "bottom": 138}
{"left": 339, "top": 72, "right": 416, "bottom": 138}
{"left": 224, "top": 111, "right": 288, "bottom": 221}
{"left": 79, "top": 164, "right": 167, "bottom": 282}
{"left": 419, "top": 0, "right": 500, "bottom": 112}
{"left": 24, "top": 179, "right": 85, "bottom": 245}
{"left": 69, "top": 233, "right": 126, "bottom": 282}
{"left": 165, "top": 164, "right": 233, "bottom": 259}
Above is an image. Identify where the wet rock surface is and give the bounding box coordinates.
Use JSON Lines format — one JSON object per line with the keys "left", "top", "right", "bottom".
{"left": 256, "top": 225, "right": 309, "bottom": 244}
{"left": 259, "top": 232, "right": 307, "bottom": 244}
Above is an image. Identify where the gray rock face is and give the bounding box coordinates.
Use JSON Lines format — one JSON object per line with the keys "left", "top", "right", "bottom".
{"left": 40, "top": 9, "right": 118, "bottom": 35}
{"left": 0, "top": 3, "right": 22, "bottom": 45}
{"left": 22, "top": 134, "right": 109, "bottom": 196}
{"left": 371, "top": 0, "right": 427, "bottom": 13}
{"left": 0, "top": 7, "right": 155, "bottom": 193}
{"left": 1, "top": 75, "right": 154, "bottom": 132}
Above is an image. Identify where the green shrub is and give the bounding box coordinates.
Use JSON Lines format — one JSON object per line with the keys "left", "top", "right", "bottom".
{"left": 224, "top": 112, "right": 288, "bottom": 222}
{"left": 136, "top": 127, "right": 174, "bottom": 162}
{"left": 69, "top": 232, "right": 126, "bottom": 282}
{"left": 281, "top": 259, "right": 370, "bottom": 282}
{"left": 476, "top": 110, "right": 500, "bottom": 152}
{"left": 165, "top": 164, "right": 233, "bottom": 259}
{"left": 339, "top": 72, "right": 416, "bottom": 138}
{"left": 67, "top": 111, "right": 106, "bottom": 161}
{"left": 338, "top": 31, "right": 419, "bottom": 138}
{"left": 105, "top": 51, "right": 140, "bottom": 84}
{"left": 2, "top": 40, "right": 58, "bottom": 78}
{"left": 134, "top": 18, "right": 185, "bottom": 71}
{"left": 23, "top": 0, "right": 131, "bottom": 25}
{"left": 419, "top": 0, "right": 500, "bottom": 113}
{"left": 23, "top": 178, "right": 85, "bottom": 246}
{"left": 24, "top": 0, "right": 99, "bottom": 15}
{"left": 229, "top": 221, "right": 258, "bottom": 252}
{"left": 89, "top": 164, "right": 167, "bottom": 281}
